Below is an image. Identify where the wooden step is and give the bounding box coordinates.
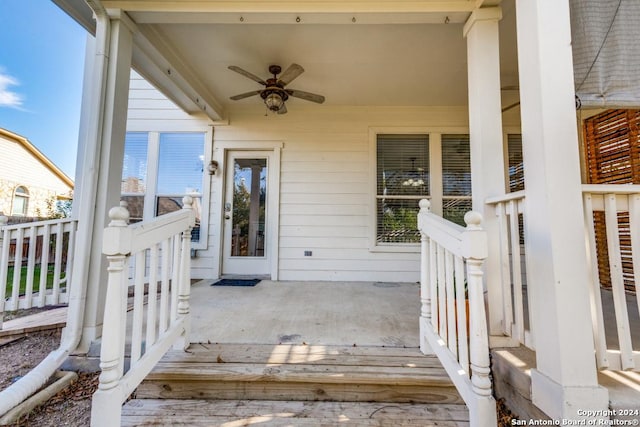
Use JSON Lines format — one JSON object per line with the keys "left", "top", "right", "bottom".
{"left": 121, "top": 399, "right": 470, "bottom": 426}
{"left": 135, "top": 344, "right": 463, "bottom": 404}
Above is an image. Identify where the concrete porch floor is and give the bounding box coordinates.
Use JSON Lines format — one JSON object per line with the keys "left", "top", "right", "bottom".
{"left": 189, "top": 280, "right": 421, "bottom": 348}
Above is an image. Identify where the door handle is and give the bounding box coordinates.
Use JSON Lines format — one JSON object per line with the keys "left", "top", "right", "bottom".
{"left": 225, "top": 215, "right": 231, "bottom": 220}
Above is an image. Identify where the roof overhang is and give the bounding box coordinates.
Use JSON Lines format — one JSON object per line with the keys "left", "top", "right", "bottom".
{"left": 53, "top": 0, "right": 520, "bottom": 118}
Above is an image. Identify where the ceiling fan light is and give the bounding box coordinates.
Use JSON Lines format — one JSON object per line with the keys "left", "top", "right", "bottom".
{"left": 264, "top": 92, "right": 284, "bottom": 111}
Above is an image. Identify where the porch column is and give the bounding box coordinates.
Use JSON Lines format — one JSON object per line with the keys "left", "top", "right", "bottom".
{"left": 464, "top": 7, "right": 506, "bottom": 336}
{"left": 515, "top": 0, "right": 609, "bottom": 420}
{"left": 73, "top": 11, "right": 133, "bottom": 351}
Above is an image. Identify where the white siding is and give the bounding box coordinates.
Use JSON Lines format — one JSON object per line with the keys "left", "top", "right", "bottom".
{"left": 212, "top": 106, "right": 471, "bottom": 282}
{"left": 126, "top": 71, "right": 212, "bottom": 132}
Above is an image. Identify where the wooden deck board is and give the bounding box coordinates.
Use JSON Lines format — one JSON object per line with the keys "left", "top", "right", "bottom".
{"left": 121, "top": 399, "right": 469, "bottom": 427}
{"left": 171, "top": 344, "right": 440, "bottom": 368}
{"left": 0, "top": 306, "right": 67, "bottom": 337}
{"left": 136, "top": 381, "right": 463, "bottom": 404}
{"left": 136, "top": 343, "right": 463, "bottom": 404}
{"left": 146, "top": 362, "right": 450, "bottom": 385}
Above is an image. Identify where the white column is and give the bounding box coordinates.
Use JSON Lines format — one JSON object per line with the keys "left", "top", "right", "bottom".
{"left": 515, "top": 0, "right": 608, "bottom": 420}
{"left": 464, "top": 7, "right": 506, "bottom": 336}
{"left": 75, "top": 13, "right": 133, "bottom": 351}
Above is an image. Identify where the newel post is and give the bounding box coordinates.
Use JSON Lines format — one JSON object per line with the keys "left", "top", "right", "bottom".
{"left": 91, "top": 204, "right": 132, "bottom": 427}
{"left": 418, "top": 199, "right": 433, "bottom": 354}
{"left": 174, "top": 196, "right": 195, "bottom": 350}
{"left": 462, "top": 212, "right": 492, "bottom": 396}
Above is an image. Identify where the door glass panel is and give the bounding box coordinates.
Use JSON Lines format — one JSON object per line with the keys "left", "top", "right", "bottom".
{"left": 232, "top": 158, "right": 267, "bottom": 257}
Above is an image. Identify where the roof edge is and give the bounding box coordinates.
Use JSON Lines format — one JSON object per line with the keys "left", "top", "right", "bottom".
{"left": 0, "top": 128, "right": 75, "bottom": 190}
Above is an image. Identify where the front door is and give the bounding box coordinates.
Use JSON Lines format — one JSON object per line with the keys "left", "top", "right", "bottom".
{"left": 222, "top": 151, "right": 273, "bottom": 276}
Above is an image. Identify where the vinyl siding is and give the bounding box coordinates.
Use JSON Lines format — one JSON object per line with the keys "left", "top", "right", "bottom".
{"left": 212, "top": 106, "right": 470, "bottom": 282}
{"left": 0, "top": 134, "right": 73, "bottom": 216}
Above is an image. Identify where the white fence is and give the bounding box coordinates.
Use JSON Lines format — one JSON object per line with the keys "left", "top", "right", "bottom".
{"left": 417, "top": 199, "right": 496, "bottom": 427}
{"left": 0, "top": 216, "right": 78, "bottom": 327}
{"left": 583, "top": 184, "right": 640, "bottom": 371}
{"left": 90, "top": 197, "right": 195, "bottom": 427}
{"left": 485, "top": 191, "right": 533, "bottom": 349}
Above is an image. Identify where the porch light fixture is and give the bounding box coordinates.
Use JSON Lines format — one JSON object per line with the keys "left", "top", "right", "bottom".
{"left": 207, "top": 160, "right": 219, "bottom": 175}
{"left": 264, "top": 92, "right": 284, "bottom": 112}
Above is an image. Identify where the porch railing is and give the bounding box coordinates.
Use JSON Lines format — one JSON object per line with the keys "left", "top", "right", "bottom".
{"left": 485, "top": 191, "right": 533, "bottom": 349}
{"left": 417, "top": 199, "right": 497, "bottom": 427}
{"left": 0, "top": 216, "right": 78, "bottom": 328}
{"left": 583, "top": 184, "right": 640, "bottom": 371}
{"left": 90, "top": 197, "right": 195, "bottom": 427}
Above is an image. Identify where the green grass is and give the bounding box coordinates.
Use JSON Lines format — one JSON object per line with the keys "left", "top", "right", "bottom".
{"left": 3, "top": 265, "right": 61, "bottom": 297}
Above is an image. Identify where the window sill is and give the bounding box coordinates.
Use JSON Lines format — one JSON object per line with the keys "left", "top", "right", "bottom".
{"left": 369, "top": 244, "right": 420, "bottom": 254}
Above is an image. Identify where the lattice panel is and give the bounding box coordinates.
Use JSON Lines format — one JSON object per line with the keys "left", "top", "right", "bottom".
{"left": 584, "top": 109, "right": 639, "bottom": 292}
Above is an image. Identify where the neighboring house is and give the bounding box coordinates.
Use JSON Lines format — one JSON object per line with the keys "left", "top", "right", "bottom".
{"left": 0, "top": 128, "right": 74, "bottom": 220}
{"left": 1, "top": 0, "right": 639, "bottom": 426}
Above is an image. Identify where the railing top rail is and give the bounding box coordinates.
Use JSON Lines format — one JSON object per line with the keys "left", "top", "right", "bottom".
{"left": 103, "top": 197, "right": 195, "bottom": 256}
{"left": 417, "top": 199, "right": 486, "bottom": 260}
{"left": 582, "top": 184, "right": 640, "bottom": 194}
{"left": 485, "top": 190, "right": 526, "bottom": 205}
{"left": 0, "top": 217, "right": 77, "bottom": 230}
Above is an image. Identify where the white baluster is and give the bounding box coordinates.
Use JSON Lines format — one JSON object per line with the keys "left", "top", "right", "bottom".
{"left": 38, "top": 224, "right": 51, "bottom": 307}
{"left": 462, "top": 211, "right": 492, "bottom": 397}
{"left": 418, "top": 199, "right": 433, "bottom": 354}
{"left": 146, "top": 244, "right": 159, "bottom": 347}
{"left": 52, "top": 222, "right": 64, "bottom": 304}
{"left": 10, "top": 228, "right": 24, "bottom": 311}
{"left": 0, "top": 213, "right": 8, "bottom": 328}
{"left": 24, "top": 225, "right": 37, "bottom": 308}
{"left": 174, "top": 196, "right": 194, "bottom": 350}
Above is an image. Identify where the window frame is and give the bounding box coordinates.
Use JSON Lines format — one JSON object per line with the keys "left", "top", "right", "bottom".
{"left": 12, "top": 185, "right": 29, "bottom": 216}
{"left": 122, "top": 129, "right": 212, "bottom": 250}
{"left": 368, "top": 127, "right": 470, "bottom": 253}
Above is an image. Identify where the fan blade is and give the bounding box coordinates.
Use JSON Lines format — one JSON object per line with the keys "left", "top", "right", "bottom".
{"left": 230, "top": 90, "right": 262, "bottom": 101}
{"left": 228, "top": 66, "right": 267, "bottom": 85}
{"left": 277, "top": 103, "right": 288, "bottom": 114}
{"left": 286, "top": 89, "right": 325, "bottom": 104}
{"left": 277, "top": 63, "right": 304, "bottom": 86}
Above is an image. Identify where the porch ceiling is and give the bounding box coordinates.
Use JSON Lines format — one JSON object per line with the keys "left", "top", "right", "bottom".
{"left": 56, "top": 0, "right": 519, "bottom": 117}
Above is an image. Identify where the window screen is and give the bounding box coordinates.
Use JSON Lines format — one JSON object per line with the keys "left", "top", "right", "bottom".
{"left": 442, "top": 134, "right": 471, "bottom": 226}
{"left": 376, "top": 134, "right": 429, "bottom": 243}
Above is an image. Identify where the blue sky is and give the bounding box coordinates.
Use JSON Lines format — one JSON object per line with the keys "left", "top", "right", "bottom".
{"left": 0, "top": 0, "right": 87, "bottom": 178}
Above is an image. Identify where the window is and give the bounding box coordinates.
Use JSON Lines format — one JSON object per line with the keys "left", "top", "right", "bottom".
{"left": 156, "top": 133, "right": 205, "bottom": 242}
{"left": 507, "top": 134, "right": 524, "bottom": 192}
{"left": 121, "top": 133, "right": 148, "bottom": 223}
{"left": 442, "top": 134, "right": 471, "bottom": 226}
{"left": 12, "top": 186, "right": 29, "bottom": 216}
{"left": 373, "top": 131, "right": 474, "bottom": 249}
{"left": 376, "top": 134, "right": 429, "bottom": 243}
{"left": 120, "top": 131, "right": 207, "bottom": 246}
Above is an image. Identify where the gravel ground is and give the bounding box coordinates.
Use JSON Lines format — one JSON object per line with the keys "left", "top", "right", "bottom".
{"left": 0, "top": 329, "right": 97, "bottom": 426}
